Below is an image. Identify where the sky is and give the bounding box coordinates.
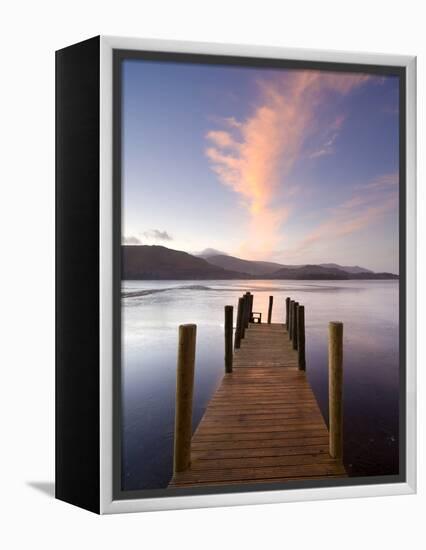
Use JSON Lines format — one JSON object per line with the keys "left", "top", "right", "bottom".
{"left": 121, "top": 59, "right": 399, "bottom": 273}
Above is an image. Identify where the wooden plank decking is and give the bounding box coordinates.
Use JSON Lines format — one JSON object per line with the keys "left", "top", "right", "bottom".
{"left": 169, "top": 322, "right": 346, "bottom": 488}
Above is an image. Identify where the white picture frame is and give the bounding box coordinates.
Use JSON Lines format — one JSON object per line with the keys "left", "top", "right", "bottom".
{"left": 97, "top": 36, "right": 416, "bottom": 514}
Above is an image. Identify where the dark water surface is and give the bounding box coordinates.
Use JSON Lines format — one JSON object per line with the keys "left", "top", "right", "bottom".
{"left": 121, "top": 280, "right": 399, "bottom": 491}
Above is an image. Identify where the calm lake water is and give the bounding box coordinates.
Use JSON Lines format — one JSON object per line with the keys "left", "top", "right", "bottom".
{"left": 121, "top": 279, "right": 399, "bottom": 491}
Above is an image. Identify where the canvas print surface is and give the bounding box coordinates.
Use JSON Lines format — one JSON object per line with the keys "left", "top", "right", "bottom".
{"left": 117, "top": 55, "right": 401, "bottom": 495}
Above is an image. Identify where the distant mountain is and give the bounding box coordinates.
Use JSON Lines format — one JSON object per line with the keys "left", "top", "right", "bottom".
{"left": 204, "top": 254, "right": 290, "bottom": 276}
{"left": 203, "top": 253, "right": 375, "bottom": 277}
{"left": 266, "top": 265, "right": 398, "bottom": 280}
{"left": 122, "top": 245, "right": 398, "bottom": 280}
{"left": 319, "top": 263, "right": 372, "bottom": 274}
{"left": 197, "top": 248, "right": 228, "bottom": 258}
{"left": 122, "top": 245, "right": 249, "bottom": 280}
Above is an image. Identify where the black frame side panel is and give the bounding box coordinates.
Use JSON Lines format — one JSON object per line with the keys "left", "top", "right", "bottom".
{"left": 55, "top": 36, "right": 100, "bottom": 514}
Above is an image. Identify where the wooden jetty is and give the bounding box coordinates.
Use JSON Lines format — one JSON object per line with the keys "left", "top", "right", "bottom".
{"left": 169, "top": 294, "right": 345, "bottom": 489}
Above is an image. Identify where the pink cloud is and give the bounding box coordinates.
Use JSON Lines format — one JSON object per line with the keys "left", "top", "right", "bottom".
{"left": 205, "top": 70, "right": 370, "bottom": 258}
{"left": 287, "top": 172, "right": 399, "bottom": 260}
{"left": 359, "top": 172, "right": 399, "bottom": 190}
{"left": 206, "top": 130, "right": 237, "bottom": 149}
{"left": 331, "top": 114, "right": 346, "bottom": 130}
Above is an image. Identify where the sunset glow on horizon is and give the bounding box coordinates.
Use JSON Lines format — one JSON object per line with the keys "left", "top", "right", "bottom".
{"left": 122, "top": 60, "right": 399, "bottom": 273}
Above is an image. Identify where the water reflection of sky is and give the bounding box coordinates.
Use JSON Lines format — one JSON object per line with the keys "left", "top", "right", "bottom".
{"left": 121, "top": 280, "right": 399, "bottom": 491}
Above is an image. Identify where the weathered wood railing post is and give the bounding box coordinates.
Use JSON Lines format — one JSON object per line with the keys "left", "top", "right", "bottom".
{"left": 248, "top": 293, "right": 254, "bottom": 322}
{"left": 329, "top": 321, "right": 343, "bottom": 459}
{"left": 297, "top": 305, "right": 306, "bottom": 370}
{"left": 293, "top": 302, "right": 299, "bottom": 350}
{"left": 285, "top": 297, "right": 290, "bottom": 330}
{"left": 224, "top": 305, "right": 233, "bottom": 373}
{"left": 234, "top": 297, "right": 244, "bottom": 349}
{"left": 241, "top": 295, "right": 247, "bottom": 338}
{"left": 289, "top": 300, "right": 294, "bottom": 340}
{"left": 173, "top": 324, "right": 196, "bottom": 474}
{"left": 268, "top": 296, "right": 273, "bottom": 324}
{"left": 244, "top": 293, "right": 250, "bottom": 329}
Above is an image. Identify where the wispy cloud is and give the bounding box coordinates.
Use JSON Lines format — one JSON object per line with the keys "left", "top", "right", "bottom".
{"left": 286, "top": 171, "right": 399, "bottom": 260}
{"left": 206, "top": 130, "right": 237, "bottom": 149}
{"left": 356, "top": 172, "right": 399, "bottom": 190}
{"left": 143, "top": 229, "right": 173, "bottom": 241}
{"left": 123, "top": 235, "right": 142, "bottom": 245}
{"left": 309, "top": 115, "right": 345, "bottom": 158}
{"left": 223, "top": 116, "right": 242, "bottom": 128}
{"left": 205, "top": 70, "right": 370, "bottom": 258}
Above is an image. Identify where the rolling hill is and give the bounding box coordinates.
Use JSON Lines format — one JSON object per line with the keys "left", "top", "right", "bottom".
{"left": 202, "top": 254, "right": 290, "bottom": 276}
{"left": 202, "top": 253, "right": 374, "bottom": 277}
{"left": 122, "top": 245, "right": 250, "bottom": 280}
{"left": 319, "top": 263, "right": 373, "bottom": 274}
{"left": 267, "top": 265, "right": 397, "bottom": 280}
{"left": 122, "top": 245, "right": 398, "bottom": 280}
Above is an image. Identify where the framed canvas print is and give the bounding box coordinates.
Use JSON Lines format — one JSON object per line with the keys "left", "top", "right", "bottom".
{"left": 55, "top": 36, "right": 416, "bottom": 514}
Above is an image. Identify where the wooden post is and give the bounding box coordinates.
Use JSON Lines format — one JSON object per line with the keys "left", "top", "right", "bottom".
{"left": 329, "top": 321, "right": 343, "bottom": 459}
{"left": 224, "top": 305, "right": 233, "bottom": 373}
{"left": 289, "top": 300, "right": 294, "bottom": 340}
{"left": 285, "top": 297, "right": 290, "bottom": 330}
{"left": 173, "top": 324, "right": 196, "bottom": 473}
{"left": 234, "top": 297, "right": 244, "bottom": 349}
{"left": 297, "top": 305, "right": 306, "bottom": 370}
{"left": 246, "top": 292, "right": 252, "bottom": 325}
{"left": 267, "top": 296, "right": 273, "bottom": 324}
{"left": 293, "top": 302, "right": 299, "bottom": 350}
{"left": 244, "top": 293, "right": 250, "bottom": 329}
{"left": 248, "top": 293, "right": 254, "bottom": 322}
{"left": 241, "top": 295, "right": 247, "bottom": 339}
